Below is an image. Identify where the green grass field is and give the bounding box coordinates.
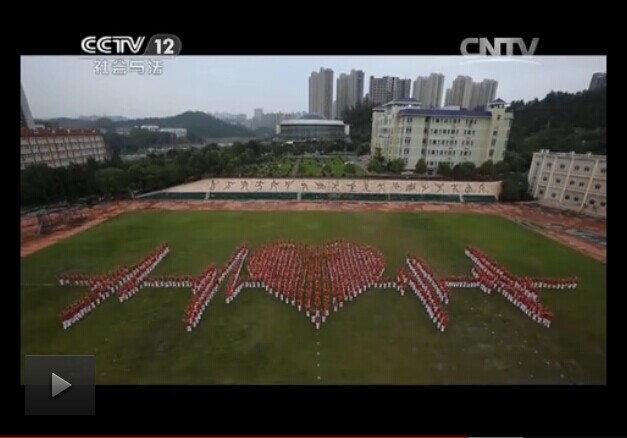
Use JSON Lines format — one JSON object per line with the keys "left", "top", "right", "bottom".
{"left": 20, "top": 211, "right": 606, "bottom": 384}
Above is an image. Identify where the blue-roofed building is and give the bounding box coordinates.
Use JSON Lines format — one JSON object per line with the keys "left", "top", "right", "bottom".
{"left": 370, "top": 98, "right": 513, "bottom": 174}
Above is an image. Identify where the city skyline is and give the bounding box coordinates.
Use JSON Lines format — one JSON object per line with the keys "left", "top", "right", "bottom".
{"left": 21, "top": 56, "right": 606, "bottom": 119}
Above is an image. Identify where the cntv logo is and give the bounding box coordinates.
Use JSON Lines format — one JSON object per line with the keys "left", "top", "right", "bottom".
{"left": 461, "top": 38, "right": 540, "bottom": 56}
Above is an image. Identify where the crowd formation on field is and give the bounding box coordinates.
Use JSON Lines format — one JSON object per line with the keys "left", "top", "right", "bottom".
{"left": 56, "top": 241, "right": 579, "bottom": 332}
{"left": 58, "top": 243, "right": 170, "bottom": 329}
{"left": 400, "top": 255, "right": 450, "bottom": 332}
{"left": 238, "top": 240, "right": 385, "bottom": 329}
{"left": 185, "top": 245, "right": 248, "bottom": 332}
{"left": 465, "top": 247, "right": 578, "bottom": 328}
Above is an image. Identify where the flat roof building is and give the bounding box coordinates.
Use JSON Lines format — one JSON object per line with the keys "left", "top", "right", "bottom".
{"left": 21, "top": 128, "right": 109, "bottom": 170}
{"left": 527, "top": 149, "right": 606, "bottom": 217}
{"left": 371, "top": 98, "right": 513, "bottom": 173}
{"left": 277, "top": 113, "right": 349, "bottom": 142}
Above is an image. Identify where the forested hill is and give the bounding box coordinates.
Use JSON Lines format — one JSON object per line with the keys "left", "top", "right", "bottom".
{"left": 36, "top": 111, "right": 253, "bottom": 139}
{"left": 507, "top": 88, "right": 606, "bottom": 156}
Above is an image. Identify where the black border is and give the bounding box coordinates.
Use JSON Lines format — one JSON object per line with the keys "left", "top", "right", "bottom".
{"left": 17, "top": 31, "right": 608, "bottom": 56}
{"left": 13, "top": 27, "right": 616, "bottom": 437}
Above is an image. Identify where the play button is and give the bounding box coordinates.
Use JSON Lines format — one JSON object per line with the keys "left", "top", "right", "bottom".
{"left": 26, "top": 355, "right": 95, "bottom": 415}
{"left": 51, "top": 373, "right": 72, "bottom": 398}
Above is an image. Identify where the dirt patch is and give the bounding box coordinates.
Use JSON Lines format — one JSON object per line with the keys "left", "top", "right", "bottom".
{"left": 20, "top": 200, "right": 606, "bottom": 262}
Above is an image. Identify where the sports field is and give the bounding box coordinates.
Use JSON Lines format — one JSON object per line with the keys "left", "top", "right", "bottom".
{"left": 20, "top": 211, "right": 606, "bottom": 384}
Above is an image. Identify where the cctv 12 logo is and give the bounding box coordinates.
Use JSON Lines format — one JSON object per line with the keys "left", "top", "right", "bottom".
{"left": 81, "top": 34, "right": 182, "bottom": 56}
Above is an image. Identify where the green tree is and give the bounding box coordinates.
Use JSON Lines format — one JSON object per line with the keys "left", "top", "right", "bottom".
{"left": 95, "top": 167, "right": 128, "bottom": 196}
{"left": 415, "top": 158, "right": 427, "bottom": 174}
{"left": 494, "top": 160, "right": 510, "bottom": 175}
{"left": 342, "top": 101, "right": 375, "bottom": 144}
{"left": 188, "top": 150, "right": 206, "bottom": 177}
{"left": 452, "top": 162, "right": 476, "bottom": 179}
{"left": 343, "top": 162, "right": 356, "bottom": 175}
{"left": 438, "top": 162, "right": 452, "bottom": 177}
{"left": 367, "top": 157, "right": 383, "bottom": 173}
{"left": 499, "top": 174, "right": 531, "bottom": 202}
{"left": 504, "top": 151, "right": 530, "bottom": 173}
{"left": 108, "top": 151, "right": 124, "bottom": 167}
{"left": 388, "top": 158, "right": 406, "bottom": 174}
{"left": 477, "top": 159, "right": 494, "bottom": 176}
{"left": 356, "top": 143, "right": 370, "bottom": 156}
{"left": 322, "top": 163, "right": 332, "bottom": 175}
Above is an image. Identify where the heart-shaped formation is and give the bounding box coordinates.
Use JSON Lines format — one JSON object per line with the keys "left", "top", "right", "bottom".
{"left": 226, "top": 240, "right": 388, "bottom": 328}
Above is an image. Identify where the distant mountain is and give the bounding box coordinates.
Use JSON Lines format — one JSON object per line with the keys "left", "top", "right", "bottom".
{"left": 79, "top": 115, "right": 129, "bottom": 122}
{"left": 36, "top": 111, "right": 254, "bottom": 139}
{"left": 34, "top": 117, "right": 96, "bottom": 129}
{"left": 115, "top": 111, "right": 253, "bottom": 138}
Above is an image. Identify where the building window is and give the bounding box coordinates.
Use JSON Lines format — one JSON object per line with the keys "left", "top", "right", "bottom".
{"left": 405, "top": 127, "right": 412, "bottom": 134}
{"left": 491, "top": 139, "right": 497, "bottom": 146}
{"left": 547, "top": 162, "right": 552, "bottom": 167}
{"left": 584, "top": 166, "right": 590, "bottom": 171}
{"left": 565, "top": 195, "right": 570, "bottom": 200}
{"left": 493, "top": 130, "right": 498, "bottom": 136}
{"left": 436, "top": 118, "right": 439, "bottom": 123}
{"left": 543, "top": 177, "right": 548, "bottom": 181}
{"left": 560, "top": 164, "right": 565, "bottom": 169}
{"left": 497, "top": 115, "right": 501, "bottom": 120}
{"left": 403, "top": 148, "right": 410, "bottom": 155}
{"left": 424, "top": 128, "right": 428, "bottom": 134}
{"left": 601, "top": 201, "right": 606, "bottom": 207}
{"left": 579, "top": 182, "right": 585, "bottom": 187}
{"left": 574, "top": 165, "right": 580, "bottom": 171}
{"left": 590, "top": 199, "right": 596, "bottom": 205}
{"left": 404, "top": 137, "right": 411, "bottom": 145}
{"left": 574, "top": 197, "right": 580, "bottom": 202}
{"left": 539, "top": 189, "right": 544, "bottom": 195}
{"left": 422, "top": 138, "right": 427, "bottom": 145}
{"left": 403, "top": 158, "right": 409, "bottom": 165}
{"left": 536, "top": 162, "right": 540, "bottom": 166}
{"left": 556, "top": 178, "right": 561, "bottom": 183}
{"left": 600, "top": 168, "right": 606, "bottom": 174}
{"left": 569, "top": 180, "right": 574, "bottom": 185}
{"left": 595, "top": 184, "right": 601, "bottom": 190}
{"left": 406, "top": 117, "right": 413, "bottom": 123}
{"left": 489, "top": 150, "right": 494, "bottom": 157}
{"left": 551, "top": 193, "right": 556, "bottom": 198}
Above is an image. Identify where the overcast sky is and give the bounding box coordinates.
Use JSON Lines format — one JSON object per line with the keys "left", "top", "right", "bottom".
{"left": 21, "top": 56, "right": 606, "bottom": 119}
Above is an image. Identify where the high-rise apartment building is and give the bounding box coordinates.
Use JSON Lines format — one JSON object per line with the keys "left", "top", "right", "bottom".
{"left": 309, "top": 68, "right": 334, "bottom": 119}
{"left": 412, "top": 73, "right": 445, "bottom": 108}
{"left": 336, "top": 69, "right": 365, "bottom": 119}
